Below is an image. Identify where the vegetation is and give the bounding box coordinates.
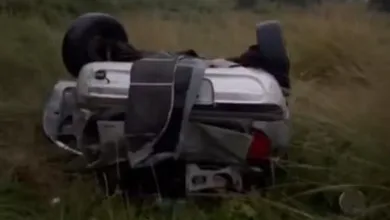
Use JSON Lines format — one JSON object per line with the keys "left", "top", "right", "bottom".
{"left": 0, "top": 1, "right": 390, "bottom": 220}
{"left": 370, "top": 0, "right": 390, "bottom": 12}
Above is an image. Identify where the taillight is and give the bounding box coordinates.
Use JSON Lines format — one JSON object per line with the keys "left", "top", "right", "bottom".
{"left": 247, "top": 130, "right": 271, "bottom": 161}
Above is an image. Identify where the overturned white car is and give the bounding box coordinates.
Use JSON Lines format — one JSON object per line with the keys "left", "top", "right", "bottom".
{"left": 42, "top": 13, "right": 291, "bottom": 198}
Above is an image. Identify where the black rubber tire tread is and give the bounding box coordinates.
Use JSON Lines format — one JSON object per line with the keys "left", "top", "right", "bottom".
{"left": 256, "top": 20, "right": 290, "bottom": 89}
{"left": 256, "top": 20, "right": 288, "bottom": 63}
{"left": 62, "top": 12, "right": 128, "bottom": 77}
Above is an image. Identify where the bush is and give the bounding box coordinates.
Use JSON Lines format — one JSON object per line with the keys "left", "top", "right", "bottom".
{"left": 0, "top": 0, "right": 233, "bottom": 21}
{"left": 121, "top": 0, "right": 230, "bottom": 13}
{"left": 369, "top": 0, "right": 390, "bottom": 12}
{"left": 0, "top": 0, "right": 118, "bottom": 24}
{"left": 235, "top": 0, "right": 258, "bottom": 9}
{"left": 234, "top": 0, "right": 323, "bottom": 11}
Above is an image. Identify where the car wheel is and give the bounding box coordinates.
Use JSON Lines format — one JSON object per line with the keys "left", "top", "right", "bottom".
{"left": 62, "top": 12, "right": 129, "bottom": 78}
{"left": 256, "top": 20, "right": 291, "bottom": 90}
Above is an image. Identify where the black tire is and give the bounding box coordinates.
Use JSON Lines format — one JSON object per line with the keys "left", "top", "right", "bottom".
{"left": 62, "top": 13, "right": 129, "bottom": 77}
{"left": 256, "top": 20, "right": 290, "bottom": 90}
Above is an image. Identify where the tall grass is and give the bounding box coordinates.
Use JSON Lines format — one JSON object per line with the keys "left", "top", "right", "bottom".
{"left": 0, "top": 1, "right": 389, "bottom": 220}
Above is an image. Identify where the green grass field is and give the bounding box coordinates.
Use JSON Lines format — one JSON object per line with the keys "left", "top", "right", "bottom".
{"left": 0, "top": 1, "right": 390, "bottom": 219}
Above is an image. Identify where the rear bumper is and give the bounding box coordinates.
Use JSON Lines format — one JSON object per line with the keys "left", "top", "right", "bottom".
{"left": 96, "top": 158, "right": 272, "bottom": 198}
